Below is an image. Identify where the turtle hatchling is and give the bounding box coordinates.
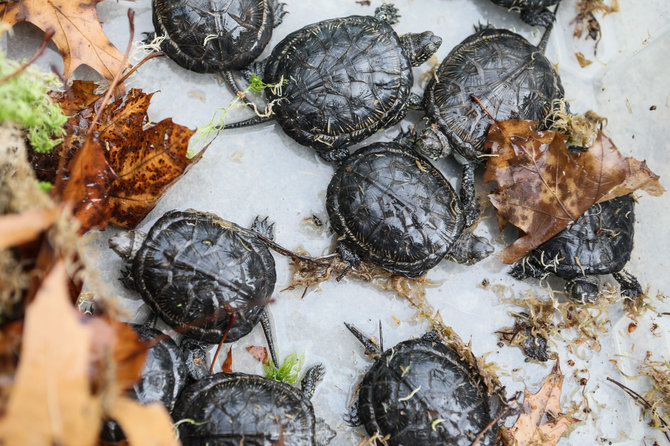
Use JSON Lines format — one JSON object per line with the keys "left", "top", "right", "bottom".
{"left": 346, "top": 324, "right": 499, "bottom": 445}
{"left": 109, "top": 210, "right": 279, "bottom": 366}
{"left": 326, "top": 141, "right": 492, "bottom": 278}
{"left": 172, "top": 366, "right": 335, "bottom": 445}
{"left": 152, "top": 0, "right": 287, "bottom": 73}
{"left": 510, "top": 195, "right": 642, "bottom": 304}
{"left": 488, "top": 0, "right": 560, "bottom": 27}
{"left": 226, "top": 4, "right": 441, "bottom": 162}
{"left": 416, "top": 18, "right": 565, "bottom": 227}
{"left": 102, "top": 324, "right": 188, "bottom": 442}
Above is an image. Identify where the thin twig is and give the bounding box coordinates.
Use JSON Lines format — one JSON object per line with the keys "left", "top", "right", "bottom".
{"left": 606, "top": 377, "right": 670, "bottom": 443}
{"left": 0, "top": 29, "right": 54, "bottom": 84}
{"left": 117, "top": 50, "right": 164, "bottom": 85}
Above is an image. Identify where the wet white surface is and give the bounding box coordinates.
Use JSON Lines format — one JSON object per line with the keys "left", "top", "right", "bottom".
{"left": 4, "top": 0, "right": 670, "bottom": 444}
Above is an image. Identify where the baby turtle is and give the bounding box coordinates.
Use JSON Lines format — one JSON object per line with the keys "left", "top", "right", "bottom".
{"left": 416, "top": 18, "right": 565, "bottom": 227}
{"left": 488, "top": 0, "right": 559, "bottom": 27}
{"left": 172, "top": 366, "right": 335, "bottom": 445}
{"left": 510, "top": 195, "right": 642, "bottom": 304}
{"left": 152, "top": 0, "right": 287, "bottom": 73}
{"left": 326, "top": 141, "right": 492, "bottom": 278}
{"left": 109, "top": 210, "right": 279, "bottom": 366}
{"left": 346, "top": 324, "right": 498, "bottom": 445}
{"left": 102, "top": 324, "right": 188, "bottom": 442}
{"left": 226, "top": 4, "right": 441, "bottom": 162}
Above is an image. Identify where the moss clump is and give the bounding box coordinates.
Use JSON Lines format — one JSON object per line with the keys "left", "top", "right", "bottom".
{"left": 264, "top": 352, "right": 304, "bottom": 384}
{"left": 0, "top": 51, "right": 67, "bottom": 153}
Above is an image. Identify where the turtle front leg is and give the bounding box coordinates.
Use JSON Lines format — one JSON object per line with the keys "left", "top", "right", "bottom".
{"left": 251, "top": 215, "right": 275, "bottom": 241}
{"left": 460, "top": 162, "right": 479, "bottom": 228}
{"left": 260, "top": 310, "right": 279, "bottom": 369}
{"left": 520, "top": 6, "right": 555, "bottom": 28}
{"left": 270, "top": 0, "right": 288, "bottom": 28}
{"left": 300, "top": 363, "right": 325, "bottom": 399}
{"left": 613, "top": 269, "right": 642, "bottom": 299}
{"left": 565, "top": 276, "right": 599, "bottom": 304}
{"left": 509, "top": 257, "right": 546, "bottom": 280}
{"left": 319, "top": 147, "right": 351, "bottom": 164}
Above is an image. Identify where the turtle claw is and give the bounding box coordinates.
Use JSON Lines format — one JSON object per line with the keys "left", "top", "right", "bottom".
{"left": 374, "top": 3, "right": 400, "bottom": 24}
{"left": 319, "top": 147, "right": 350, "bottom": 164}
{"left": 344, "top": 400, "right": 362, "bottom": 426}
{"left": 301, "top": 364, "right": 326, "bottom": 399}
{"left": 271, "top": 0, "right": 288, "bottom": 27}
{"left": 252, "top": 216, "right": 275, "bottom": 240}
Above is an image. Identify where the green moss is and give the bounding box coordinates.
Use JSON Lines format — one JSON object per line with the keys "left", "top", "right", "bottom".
{"left": 264, "top": 352, "right": 304, "bottom": 384}
{"left": 0, "top": 51, "right": 67, "bottom": 153}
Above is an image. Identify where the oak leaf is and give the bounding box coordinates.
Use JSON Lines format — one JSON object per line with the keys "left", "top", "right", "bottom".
{"left": 0, "top": 0, "right": 128, "bottom": 82}
{"left": 483, "top": 120, "right": 664, "bottom": 263}
{"left": 503, "top": 361, "right": 579, "bottom": 446}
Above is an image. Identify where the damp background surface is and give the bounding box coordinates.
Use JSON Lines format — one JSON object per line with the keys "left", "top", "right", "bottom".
{"left": 4, "top": 0, "right": 670, "bottom": 444}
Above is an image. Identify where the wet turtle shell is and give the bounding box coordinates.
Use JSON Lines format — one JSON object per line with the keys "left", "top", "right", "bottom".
{"left": 247, "top": 7, "right": 440, "bottom": 162}
{"left": 422, "top": 26, "right": 564, "bottom": 164}
{"left": 326, "top": 142, "right": 491, "bottom": 277}
{"left": 349, "top": 329, "right": 496, "bottom": 445}
{"left": 511, "top": 195, "right": 641, "bottom": 303}
{"left": 488, "top": 0, "right": 559, "bottom": 27}
{"left": 102, "top": 324, "right": 187, "bottom": 442}
{"left": 152, "top": 0, "right": 285, "bottom": 73}
{"left": 127, "top": 210, "right": 276, "bottom": 344}
{"left": 172, "top": 371, "right": 332, "bottom": 445}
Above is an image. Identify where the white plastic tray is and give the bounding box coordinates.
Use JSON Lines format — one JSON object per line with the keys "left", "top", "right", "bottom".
{"left": 5, "top": 0, "right": 670, "bottom": 444}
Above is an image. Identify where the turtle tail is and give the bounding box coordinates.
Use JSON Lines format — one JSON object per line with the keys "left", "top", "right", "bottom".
{"left": 537, "top": 1, "right": 562, "bottom": 52}
{"left": 220, "top": 115, "right": 274, "bottom": 130}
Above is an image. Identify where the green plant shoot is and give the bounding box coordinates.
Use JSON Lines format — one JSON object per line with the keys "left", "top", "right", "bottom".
{"left": 189, "top": 74, "right": 286, "bottom": 157}
{"left": 0, "top": 51, "right": 67, "bottom": 153}
{"left": 264, "top": 352, "right": 304, "bottom": 384}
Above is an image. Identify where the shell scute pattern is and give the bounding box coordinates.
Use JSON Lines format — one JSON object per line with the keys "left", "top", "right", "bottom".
{"left": 153, "top": 0, "right": 272, "bottom": 72}
{"left": 357, "top": 337, "right": 495, "bottom": 445}
{"left": 173, "top": 373, "right": 317, "bottom": 446}
{"left": 265, "top": 16, "right": 410, "bottom": 152}
{"left": 134, "top": 210, "right": 276, "bottom": 344}
{"left": 327, "top": 143, "right": 463, "bottom": 277}
{"left": 428, "top": 28, "right": 563, "bottom": 161}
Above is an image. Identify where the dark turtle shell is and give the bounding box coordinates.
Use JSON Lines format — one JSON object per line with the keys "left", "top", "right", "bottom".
{"left": 102, "top": 325, "right": 187, "bottom": 442}
{"left": 132, "top": 210, "right": 276, "bottom": 344}
{"left": 489, "top": 0, "right": 559, "bottom": 27}
{"left": 424, "top": 27, "right": 564, "bottom": 162}
{"left": 326, "top": 142, "right": 464, "bottom": 277}
{"left": 523, "top": 195, "right": 635, "bottom": 278}
{"left": 357, "top": 336, "right": 495, "bottom": 445}
{"left": 173, "top": 373, "right": 318, "bottom": 445}
{"left": 263, "top": 15, "right": 412, "bottom": 157}
{"left": 153, "top": 0, "right": 276, "bottom": 73}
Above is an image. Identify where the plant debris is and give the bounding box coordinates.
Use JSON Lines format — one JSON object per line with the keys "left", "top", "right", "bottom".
{"left": 545, "top": 99, "right": 607, "bottom": 149}
{"left": 483, "top": 119, "right": 664, "bottom": 264}
{"left": 0, "top": 0, "right": 128, "bottom": 82}
{"left": 575, "top": 52, "right": 593, "bottom": 68}
{"left": 265, "top": 352, "right": 304, "bottom": 384}
{"left": 571, "top": 0, "right": 620, "bottom": 55}
{"left": 501, "top": 360, "right": 580, "bottom": 445}
{"left": 639, "top": 353, "right": 670, "bottom": 432}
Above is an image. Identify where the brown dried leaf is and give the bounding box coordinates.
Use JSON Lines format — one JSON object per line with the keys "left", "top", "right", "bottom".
{"left": 0, "top": 0, "right": 128, "bottom": 82}
{"left": 0, "top": 207, "right": 59, "bottom": 250}
{"left": 54, "top": 137, "right": 116, "bottom": 234}
{"left": 483, "top": 121, "right": 664, "bottom": 263}
{"left": 247, "top": 345, "right": 269, "bottom": 364}
{"left": 503, "top": 361, "right": 579, "bottom": 445}
{"left": 107, "top": 397, "right": 179, "bottom": 446}
{"left": 222, "top": 346, "right": 233, "bottom": 373}
{"left": 0, "top": 262, "right": 102, "bottom": 445}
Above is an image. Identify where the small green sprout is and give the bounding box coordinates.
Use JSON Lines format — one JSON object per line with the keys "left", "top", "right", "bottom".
{"left": 0, "top": 51, "right": 67, "bottom": 153}
{"left": 189, "top": 74, "right": 287, "bottom": 157}
{"left": 37, "top": 181, "right": 53, "bottom": 193}
{"left": 264, "top": 352, "right": 304, "bottom": 384}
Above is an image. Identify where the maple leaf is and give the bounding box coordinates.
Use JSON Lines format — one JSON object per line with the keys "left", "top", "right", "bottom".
{"left": 32, "top": 81, "right": 197, "bottom": 230}
{"left": 502, "top": 361, "right": 579, "bottom": 446}
{"left": 483, "top": 120, "right": 664, "bottom": 263}
{"left": 0, "top": 0, "right": 128, "bottom": 82}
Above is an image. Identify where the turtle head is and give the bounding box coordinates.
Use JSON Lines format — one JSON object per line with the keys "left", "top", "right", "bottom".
{"left": 401, "top": 31, "right": 442, "bottom": 66}
{"left": 447, "top": 232, "right": 493, "bottom": 265}
{"left": 416, "top": 124, "right": 451, "bottom": 160}
{"left": 109, "top": 229, "right": 146, "bottom": 261}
